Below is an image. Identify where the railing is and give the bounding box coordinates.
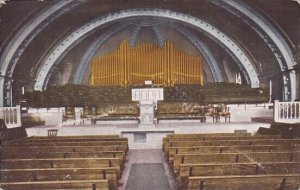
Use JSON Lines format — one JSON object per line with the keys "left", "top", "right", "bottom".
{"left": 274, "top": 100, "right": 300, "bottom": 124}
{"left": 0, "top": 106, "right": 22, "bottom": 128}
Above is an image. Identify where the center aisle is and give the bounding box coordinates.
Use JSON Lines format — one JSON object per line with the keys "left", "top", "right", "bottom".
{"left": 119, "top": 149, "right": 176, "bottom": 190}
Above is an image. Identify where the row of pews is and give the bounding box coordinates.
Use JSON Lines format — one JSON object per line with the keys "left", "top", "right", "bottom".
{"left": 0, "top": 135, "right": 128, "bottom": 190}
{"left": 163, "top": 133, "right": 300, "bottom": 190}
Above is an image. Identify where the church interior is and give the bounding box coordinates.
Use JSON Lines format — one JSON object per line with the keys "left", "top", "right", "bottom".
{"left": 0, "top": 0, "right": 300, "bottom": 189}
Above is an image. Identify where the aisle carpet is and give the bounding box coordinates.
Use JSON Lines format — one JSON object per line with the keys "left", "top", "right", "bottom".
{"left": 125, "top": 163, "right": 171, "bottom": 190}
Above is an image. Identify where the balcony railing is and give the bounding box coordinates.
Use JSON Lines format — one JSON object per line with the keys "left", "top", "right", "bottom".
{"left": 0, "top": 106, "right": 21, "bottom": 128}
{"left": 274, "top": 100, "right": 300, "bottom": 124}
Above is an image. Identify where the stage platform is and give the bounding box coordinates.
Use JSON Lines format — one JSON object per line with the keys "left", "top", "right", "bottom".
{"left": 25, "top": 122, "right": 271, "bottom": 149}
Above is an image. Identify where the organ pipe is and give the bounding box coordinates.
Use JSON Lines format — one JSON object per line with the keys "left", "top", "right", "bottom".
{"left": 91, "top": 40, "right": 203, "bottom": 86}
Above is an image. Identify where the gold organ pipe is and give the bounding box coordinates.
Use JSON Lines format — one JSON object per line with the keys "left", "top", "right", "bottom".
{"left": 182, "top": 50, "right": 184, "bottom": 84}
{"left": 180, "top": 51, "right": 183, "bottom": 83}
{"left": 187, "top": 54, "right": 190, "bottom": 83}
{"left": 146, "top": 44, "right": 148, "bottom": 82}
{"left": 144, "top": 44, "right": 146, "bottom": 82}
{"left": 185, "top": 53, "right": 188, "bottom": 83}
{"left": 109, "top": 56, "right": 111, "bottom": 86}
{"left": 112, "top": 56, "right": 114, "bottom": 85}
{"left": 150, "top": 44, "right": 152, "bottom": 81}
{"left": 195, "top": 57, "right": 197, "bottom": 84}
{"left": 107, "top": 56, "right": 109, "bottom": 86}
{"left": 167, "top": 43, "right": 169, "bottom": 85}
{"left": 192, "top": 56, "right": 195, "bottom": 84}
{"left": 106, "top": 56, "right": 108, "bottom": 85}
{"left": 107, "top": 55, "right": 110, "bottom": 85}
{"left": 182, "top": 50, "right": 185, "bottom": 83}
{"left": 136, "top": 45, "right": 139, "bottom": 84}
{"left": 146, "top": 44, "right": 149, "bottom": 82}
{"left": 98, "top": 58, "right": 101, "bottom": 85}
{"left": 126, "top": 44, "right": 132, "bottom": 84}
{"left": 104, "top": 57, "right": 106, "bottom": 85}
{"left": 134, "top": 46, "right": 136, "bottom": 84}
{"left": 159, "top": 46, "right": 161, "bottom": 83}
{"left": 169, "top": 42, "right": 172, "bottom": 85}
{"left": 201, "top": 57, "right": 203, "bottom": 85}
{"left": 101, "top": 57, "right": 103, "bottom": 85}
{"left": 91, "top": 40, "right": 204, "bottom": 86}
{"left": 135, "top": 45, "right": 137, "bottom": 84}
{"left": 180, "top": 50, "right": 182, "bottom": 84}
{"left": 104, "top": 56, "right": 106, "bottom": 85}
{"left": 132, "top": 44, "right": 134, "bottom": 84}
{"left": 195, "top": 57, "right": 198, "bottom": 83}
{"left": 184, "top": 52, "right": 187, "bottom": 83}
{"left": 185, "top": 53, "right": 192, "bottom": 84}
{"left": 148, "top": 44, "right": 151, "bottom": 81}
{"left": 152, "top": 45, "right": 155, "bottom": 82}
{"left": 166, "top": 41, "right": 169, "bottom": 85}
{"left": 113, "top": 54, "right": 115, "bottom": 85}
{"left": 160, "top": 45, "right": 162, "bottom": 84}
{"left": 171, "top": 42, "right": 173, "bottom": 85}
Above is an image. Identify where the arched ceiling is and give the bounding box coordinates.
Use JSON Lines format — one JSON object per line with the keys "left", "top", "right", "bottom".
{"left": 0, "top": 0, "right": 299, "bottom": 106}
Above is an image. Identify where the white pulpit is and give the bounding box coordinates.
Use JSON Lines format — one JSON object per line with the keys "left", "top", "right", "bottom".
{"left": 132, "top": 88, "right": 164, "bottom": 127}
{"left": 139, "top": 100, "right": 155, "bottom": 125}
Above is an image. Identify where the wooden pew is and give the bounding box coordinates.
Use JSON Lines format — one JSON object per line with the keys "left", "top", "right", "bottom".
{"left": 187, "top": 174, "right": 300, "bottom": 190}
{"left": 168, "top": 145, "right": 300, "bottom": 161}
{"left": 162, "top": 136, "right": 281, "bottom": 151}
{"left": 162, "top": 134, "right": 281, "bottom": 149}
{"left": 173, "top": 151, "right": 300, "bottom": 171}
{"left": 25, "top": 135, "right": 120, "bottom": 140}
{"left": 2, "top": 158, "right": 122, "bottom": 176}
{"left": 164, "top": 139, "right": 300, "bottom": 152}
{"left": 179, "top": 162, "right": 300, "bottom": 189}
{"left": 2, "top": 150, "right": 125, "bottom": 160}
{"left": 3, "top": 140, "right": 129, "bottom": 147}
{"left": 12, "top": 136, "right": 127, "bottom": 143}
{"left": 166, "top": 133, "right": 251, "bottom": 138}
{"left": 1, "top": 145, "right": 128, "bottom": 154}
{"left": 1, "top": 167, "right": 118, "bottom": 189}
{"left": 164, "top": 135, "right": 282, "bottom": 143}
{"left": 1, "top": 135, "right": 128, "bottom": 190}
{"left": 0, "top": 179, "right": 109, "bottom": 190}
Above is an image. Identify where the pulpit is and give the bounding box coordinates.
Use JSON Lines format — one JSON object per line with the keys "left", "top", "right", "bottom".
{"left": 132, "top": 88, "right": 164, "bottom": 127}
{"left": 139, "top": 100, "right": 155, "bottom": 125}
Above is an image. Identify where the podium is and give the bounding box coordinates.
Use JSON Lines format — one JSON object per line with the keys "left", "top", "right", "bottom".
{"left": 132, "top": 88, "right": 163, "bottom": 127}
{"left": 139, "top": 100, "right": 155, "bottom": 125}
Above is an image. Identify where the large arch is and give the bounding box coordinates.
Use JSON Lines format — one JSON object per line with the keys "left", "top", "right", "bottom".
{"left": 214, "top": 0, "right": 297, "bottom": 100}
{"left": 0, "top": 0, "right": 84, "bottom": 107}
{"left": 34, "top": 8, "right": 259, "bottom": 91}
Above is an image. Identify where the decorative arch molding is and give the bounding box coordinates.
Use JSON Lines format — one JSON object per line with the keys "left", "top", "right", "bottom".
{"left": 73, "top": 25, "right": 127, "bottom": 84}
{"left": 0, "top": 0, "right": 85, "bottom": 106}
{"left": 34, "top": 8, "right": 259, "bottom": 91}
{"left": 214, "top": 0, "right": 297, "bottom": 100}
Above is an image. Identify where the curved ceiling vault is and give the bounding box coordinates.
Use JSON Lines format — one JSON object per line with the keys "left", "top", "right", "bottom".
{"left": 0, "top": 0, "right": 299, "bottom": 107}
{"left": 34, "top": 9, "right": 259, "bottom": 91}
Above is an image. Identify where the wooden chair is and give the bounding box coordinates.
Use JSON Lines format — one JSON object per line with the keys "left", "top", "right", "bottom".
{"left": 47, "top": 129, "right": 58, "bottom": 137}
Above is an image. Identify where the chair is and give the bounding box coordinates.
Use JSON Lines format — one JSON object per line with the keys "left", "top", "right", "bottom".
{"left": 47, "top": 129, "right": 58, "bottom": 137}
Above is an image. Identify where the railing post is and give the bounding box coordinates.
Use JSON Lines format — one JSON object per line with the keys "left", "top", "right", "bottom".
{"left": 274, "top": 100, "right": 279, "bottom": 122}
{"left": 0, "top": 106, "right": 21, "bottom": 128}
{"left": 274, "top": 100, "right": 300, "bottom": 124}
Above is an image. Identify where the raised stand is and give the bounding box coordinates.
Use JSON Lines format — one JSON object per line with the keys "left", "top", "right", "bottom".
{"left": 132, "top": 87, "right": 164, "bottom": 128}
{"left": 138, "top": 100, "right": 155, "bottom": 128}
